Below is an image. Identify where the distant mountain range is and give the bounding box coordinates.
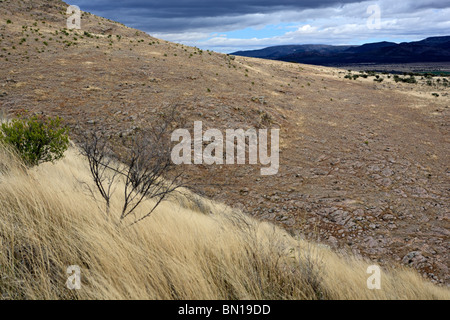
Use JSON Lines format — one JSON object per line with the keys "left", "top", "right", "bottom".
{"left": 232, "top": 36, "right": 450, "bottom": 65}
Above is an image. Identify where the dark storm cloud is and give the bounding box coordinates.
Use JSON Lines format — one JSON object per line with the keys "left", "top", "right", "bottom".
{"left": 70, "top": 0, "right": 366, "bottom": 32}
{"left": 68, "top": 0, "right": 450, "bottom": 51}
{"left": 72, "top": 0, "right": 363, "bottom": 18}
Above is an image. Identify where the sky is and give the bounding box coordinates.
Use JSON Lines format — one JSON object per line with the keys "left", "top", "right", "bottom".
{"left": 69, "top": 0, "right": 450, "bottom": 53}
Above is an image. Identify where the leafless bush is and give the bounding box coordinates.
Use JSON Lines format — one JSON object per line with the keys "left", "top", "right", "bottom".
{"left": 80, "top": 130, "right": 119, "bottom": 217}
{"left": 79, "top": 110, "right": 183, "bottom": 226}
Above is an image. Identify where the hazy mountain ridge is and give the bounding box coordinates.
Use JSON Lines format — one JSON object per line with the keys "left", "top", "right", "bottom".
{"left": 233, "top": 36, "right": 450, "bottom": 65}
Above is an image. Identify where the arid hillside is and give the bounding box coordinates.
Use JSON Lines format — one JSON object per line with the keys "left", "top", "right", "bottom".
{"left": 0, "top": 0, "right": 449, "bottom": 285}
{"left": 1, "top": 145, "right": 449, "bottom": 300}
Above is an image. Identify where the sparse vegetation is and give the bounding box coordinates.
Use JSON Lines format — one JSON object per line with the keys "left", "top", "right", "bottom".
{"left": 394, "top": 75, "right": 417, "bottom": 84}
{"left": 1, "top": 0, "right": 449, "bottom": 299}
{"left": 0, "top": 145, "right": 448, "bottom": 299}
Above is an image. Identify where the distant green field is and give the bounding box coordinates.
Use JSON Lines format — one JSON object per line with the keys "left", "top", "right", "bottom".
{"left": 334, "top": 63, "right": 450, "bottom": 76}
{"left": 423, "top": 71, "right": 450, "bottom": 76}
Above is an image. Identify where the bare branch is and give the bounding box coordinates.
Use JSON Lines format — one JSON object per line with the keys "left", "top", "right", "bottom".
{"left": 78, "top": 105, "right": 185, "bottom": 226}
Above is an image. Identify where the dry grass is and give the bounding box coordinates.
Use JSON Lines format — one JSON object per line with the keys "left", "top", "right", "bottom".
{"left": 0, "top": 145, "right": 448, "bottom": 300}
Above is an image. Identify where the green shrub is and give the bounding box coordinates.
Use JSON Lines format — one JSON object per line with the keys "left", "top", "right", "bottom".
{"left": 0, "top": 116, "right": 69, "bottom": 166}
{"left": 393, "top": 75, "right": 417, "bottom": 84}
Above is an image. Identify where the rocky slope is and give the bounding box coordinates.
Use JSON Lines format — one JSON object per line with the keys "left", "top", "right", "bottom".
{"left": 0, "top": 0, "right": 449, "bottom": 285}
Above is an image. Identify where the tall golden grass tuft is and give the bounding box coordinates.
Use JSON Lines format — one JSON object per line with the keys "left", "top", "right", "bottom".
{"left": 0, "top": 144, "right": 448, "bottom": 300}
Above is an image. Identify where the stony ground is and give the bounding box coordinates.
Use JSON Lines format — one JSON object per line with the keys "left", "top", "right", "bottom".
{"left": 0, "top": 0, "right": 449, "bottom": 285}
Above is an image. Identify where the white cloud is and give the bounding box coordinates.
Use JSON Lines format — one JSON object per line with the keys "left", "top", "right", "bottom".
{"left": 148, "top": 0, "right": 450, "bottom": 52}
